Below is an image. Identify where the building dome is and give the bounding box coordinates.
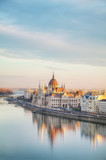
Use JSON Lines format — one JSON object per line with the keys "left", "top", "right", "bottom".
{"left": 49, "top": 73, "right": 58, "bottom": 87}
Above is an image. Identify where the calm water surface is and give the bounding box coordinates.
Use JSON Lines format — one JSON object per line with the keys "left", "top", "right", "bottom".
{"left": 0, "top": 96, "right": 106, "bottom": 160}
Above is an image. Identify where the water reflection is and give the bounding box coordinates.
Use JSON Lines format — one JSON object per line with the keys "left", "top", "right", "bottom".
{"left": 32, "top": 113, "right": 106, "bottom": 149}
{"left": 32, "top": 113, "right": 78, "bottom": 145}
{"left": 81, "top": 122, "right": 106, "bottom": 149}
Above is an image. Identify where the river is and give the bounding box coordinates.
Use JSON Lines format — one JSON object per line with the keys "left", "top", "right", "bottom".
{"left": 0, "top": 93, "right": 106, "bottom": 160}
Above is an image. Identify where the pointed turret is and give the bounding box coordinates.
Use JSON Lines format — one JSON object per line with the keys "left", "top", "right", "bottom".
{"left": 53, "top": 72, "right": 55, "bottom": 79}
{"left": 64, "top": 83, "right": 65, "bottom": 89}
{"left": 38, "top": 80, "right": 41, "bottom": 90}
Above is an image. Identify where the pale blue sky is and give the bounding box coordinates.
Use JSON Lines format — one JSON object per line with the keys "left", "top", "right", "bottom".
{"left": 0, "top": 0, "right": 106, "bottom": 89}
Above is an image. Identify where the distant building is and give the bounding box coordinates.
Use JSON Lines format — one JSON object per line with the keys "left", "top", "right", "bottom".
{"left": 32, "top": 73, "right": 82, "bottom": 108}
{"left": 81, "top": 94, "right": 106, "bottom": 114}
{"left": 99, "top": 100, "right": 106, "bottom": 114}
{"left": 24, "top": 90, "right": 34, "bottom": 99}
{"left": 81, "top": 96, "right": 99, "bottom": 113}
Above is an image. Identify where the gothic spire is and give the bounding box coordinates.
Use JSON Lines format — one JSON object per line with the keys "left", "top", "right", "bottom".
{"left": 53, "top": 72, "right": 54, "bottom": 79}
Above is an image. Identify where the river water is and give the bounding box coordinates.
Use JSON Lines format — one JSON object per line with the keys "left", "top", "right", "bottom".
{"left": 0, "top": 94, "right": 106, "bottom": 160}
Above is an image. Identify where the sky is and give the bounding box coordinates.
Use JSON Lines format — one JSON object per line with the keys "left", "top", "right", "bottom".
{"left": 0, "top": 0, "right": 106, "bottom": 89}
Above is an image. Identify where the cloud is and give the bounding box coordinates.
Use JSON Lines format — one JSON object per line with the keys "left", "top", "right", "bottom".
{"left": 0, "top": 23, "right": 106, "bottom": 67}
{"left": 0, "top": 0, "right": 106, "bottom": 67}
{"left": 0, "top": 74, "right": 35, "bottom": 88}
{"left": 0, "top": 75, "right": 27, "bottom": 78}
{"left": 0, "top": 24, "right": 71, "bottom": 50}
{"left": 44, "top": 66, "right": 69, "bottom": 71}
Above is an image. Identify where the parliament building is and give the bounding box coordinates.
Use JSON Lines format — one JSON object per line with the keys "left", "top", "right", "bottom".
{"left": 31, "top": 73, "right": 81, "bottom": 108}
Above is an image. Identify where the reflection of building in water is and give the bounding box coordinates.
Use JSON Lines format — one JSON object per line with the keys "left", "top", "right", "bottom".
{"left": 32, "top": 113, "right": 81, "bottom": 145}
{"left": 81, "top": 122, "right": 106, "bottom": 149}
{"left": 32, "top": 113, "right": 106, "bottom": 148}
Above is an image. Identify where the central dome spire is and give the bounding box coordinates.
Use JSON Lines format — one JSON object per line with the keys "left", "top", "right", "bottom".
{"left": 48, "top": 73, "right": 58, "bottom": 88}
{"left": 53, "top": 72, "right": 54, "bottom": 79}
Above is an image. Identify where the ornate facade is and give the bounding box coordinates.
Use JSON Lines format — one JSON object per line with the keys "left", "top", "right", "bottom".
{"left": 32, "top": 74, "right": 81, "bottom": 108}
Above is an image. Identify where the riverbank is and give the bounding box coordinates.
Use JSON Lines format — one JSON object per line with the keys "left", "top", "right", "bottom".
{"left": 36, "top": 110, "right": 106, "bottom": 125}
{"left": 0, "top": 94, "right": 13, "bottom": 97}
{"left": 6, "top": 97, "right": 106, "bottom": 125}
